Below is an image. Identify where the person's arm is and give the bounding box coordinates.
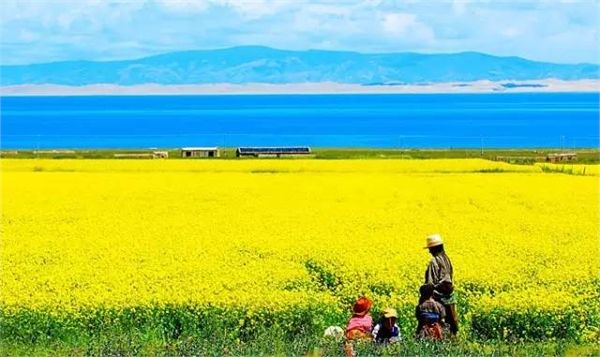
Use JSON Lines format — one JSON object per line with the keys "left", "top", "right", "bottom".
{"left": 391, "top": 324, "right": 401, "bottom": 342}
{"left": 438, "top": 302, "right": 446, "bottom": 322}
{"left": 446, "top": 254, "right": 454, "bottom": 283}
{"left": 345, "top": 317, "right": 354, "bottom": 333}
{"left": 415, "top": 306, "right": 423, "bottom": 337}
{"left": 425, "top": 259, "right": 439, "bottom": 285}
{"left": 372, "top": 323, "right": 380, "bottom": 341}
{"left": 437, "top": 254, "right": 453, "bottom": 286}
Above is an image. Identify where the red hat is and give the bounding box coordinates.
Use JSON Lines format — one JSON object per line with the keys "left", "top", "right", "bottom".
{"left": 352, "top": 296, "right": 372, "bottom": 316}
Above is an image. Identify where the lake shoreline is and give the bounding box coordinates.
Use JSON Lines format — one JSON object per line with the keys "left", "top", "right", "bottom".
{"left": 1, "top": 79, "right": 598, "bottom": 96}
{"left": 2, "top": 148, "right": 599, "bottom": 163}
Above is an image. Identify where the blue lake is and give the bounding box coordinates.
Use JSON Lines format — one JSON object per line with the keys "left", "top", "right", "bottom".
{"left": 1, "top": 93, "right": 598, "bottom": 149}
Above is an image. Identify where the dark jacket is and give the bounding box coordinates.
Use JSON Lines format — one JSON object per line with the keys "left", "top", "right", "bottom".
{"left": 424, "top": 251, "right": 454, "bottom": 301}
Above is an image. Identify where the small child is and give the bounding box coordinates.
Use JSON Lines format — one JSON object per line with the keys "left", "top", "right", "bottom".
{"left": 372, "top": 307, "right": 401, "bottom": 343}
{"left": 344, "top": 296, "right": 373, "bottom": 357}
{"left": 415, "top": 284, "right": 446, "bottom": 340}
{"left": 345, "top": 296, "right": 373, "bottom": 340}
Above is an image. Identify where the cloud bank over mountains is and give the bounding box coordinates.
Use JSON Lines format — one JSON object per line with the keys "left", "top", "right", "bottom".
{"left": 1, "top": 0, "right": 599, "bottom": 65}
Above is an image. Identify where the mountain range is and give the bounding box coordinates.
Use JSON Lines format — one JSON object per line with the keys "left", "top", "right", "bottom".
{"left": 1, "top": 46, "right": 598, "bottom": 86}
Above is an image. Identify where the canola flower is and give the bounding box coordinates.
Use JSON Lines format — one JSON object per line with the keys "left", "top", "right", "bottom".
{"left": 1, "top": 159, "right": 598, "bottom": 341}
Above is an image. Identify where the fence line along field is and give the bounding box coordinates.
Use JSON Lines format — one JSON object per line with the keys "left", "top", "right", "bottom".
{"left": 1, "top": 159, "right": 599, "bottom": 351}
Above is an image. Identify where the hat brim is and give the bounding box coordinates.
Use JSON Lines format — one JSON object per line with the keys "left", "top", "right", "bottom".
{"left": 424, "top": 242, "right": 443, "bottom": 249}
{"left": 383, "top": 313, "right": 397, "bottom": 318}
{"left": 353, "top": 309, "right": 369, "bottom": 316}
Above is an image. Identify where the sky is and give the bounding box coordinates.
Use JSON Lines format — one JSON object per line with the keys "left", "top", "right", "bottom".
{"left": 1, "top": 0, "right": 599, "bottom": 65}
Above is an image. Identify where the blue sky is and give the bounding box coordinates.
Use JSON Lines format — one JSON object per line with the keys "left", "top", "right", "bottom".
{"left": 1, "top": 0, "right": 598, "bottom": 65}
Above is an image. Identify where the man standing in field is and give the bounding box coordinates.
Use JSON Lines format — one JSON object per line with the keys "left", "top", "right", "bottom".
{"left": 424, "top": 234, "right": 459, "bottom": 336}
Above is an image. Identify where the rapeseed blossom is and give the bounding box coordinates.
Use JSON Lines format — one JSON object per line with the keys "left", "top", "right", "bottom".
{"left": 1, "top": 159, "right": 598, "bottom": 340}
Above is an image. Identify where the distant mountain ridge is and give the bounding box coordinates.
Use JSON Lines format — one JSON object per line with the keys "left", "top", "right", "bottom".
{"left": 1, "top": 46, "right": 598, "bottom": 86}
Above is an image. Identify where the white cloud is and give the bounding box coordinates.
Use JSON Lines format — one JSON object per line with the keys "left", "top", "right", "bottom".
{"left": 155, "top": 0, "right": 285, "bottom": 19}
{"left": 220, "top": 0, "right": 287, "bottom": 19}
{"left": 500, "top": 27, "right": 521, "bottom": 39}
{"left": 18, "top": 30, "right": 40, "bottom": 42}
{"left": 451, "top": 0, "right": 468, "bottom": 15}
{"left": 155, "top": 0, "right": 210, "bottom": 14}
{"left": 382, "top": 13, "right": 417, "bottom": 35}
{"left": 381, "top": 12, "right": 435, "bottom": 43}
{"left": 0, "top": 0, "right": 598, "bottom": 64}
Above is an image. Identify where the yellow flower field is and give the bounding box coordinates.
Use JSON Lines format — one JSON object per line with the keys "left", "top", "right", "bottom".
{"left": 1, "top": 159, "right": 599, "bottom": 342}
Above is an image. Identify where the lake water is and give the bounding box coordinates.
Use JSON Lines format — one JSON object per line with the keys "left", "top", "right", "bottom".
{"left": 1, "top": 93, "right": 598, "bottom": 149}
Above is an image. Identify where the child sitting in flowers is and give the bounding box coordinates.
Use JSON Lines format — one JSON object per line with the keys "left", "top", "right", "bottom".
{"left": 372, "top": 307, "right": 401, "bottom": 343}
{"left": 415, "top": 283, "right": 446, "bottom": 340}
{"left": 344, "top": 296, "right": 373, "bottom": 357}
{"left": 345, "top": 296, "right": 373, "bottom": 340}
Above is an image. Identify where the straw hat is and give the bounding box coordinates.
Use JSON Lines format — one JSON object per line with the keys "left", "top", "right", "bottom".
{"left": 382, "top": 307, "right": 398, "bottom": 319}
{"left": 424, "top": 234, "right": 443, "bottom": 249}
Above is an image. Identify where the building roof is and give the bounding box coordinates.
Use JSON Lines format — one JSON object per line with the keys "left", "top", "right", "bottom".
{"left": 181, "top": 147, "right": 218, "bottom": 151}
{"left": 236, "top": 146, "right": 311, "bottom": 153}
